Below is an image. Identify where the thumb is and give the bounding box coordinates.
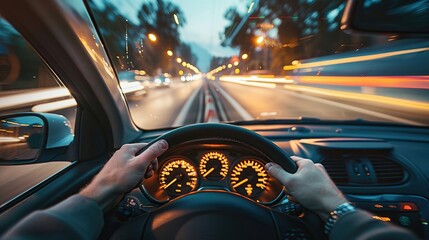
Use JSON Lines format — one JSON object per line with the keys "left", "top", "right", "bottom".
{"left": 265, "top": 162, "right": 292, "bottom": 186}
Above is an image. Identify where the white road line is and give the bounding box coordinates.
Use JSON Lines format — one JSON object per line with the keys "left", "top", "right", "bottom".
{"left": 173, "top": 87, "right": 201, "bottom": 126}
{"left": 285, "top": 90, "right": 425, "bottom": 126}
{"left": 214, "top": 82, "right": 253, "bottom": 121}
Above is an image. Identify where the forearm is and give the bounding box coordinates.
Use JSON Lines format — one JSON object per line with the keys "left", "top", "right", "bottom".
{"left": 330, "top": 210, "right": 418, "bottom": 240}
{"left": 3, "top": 195, "right": 104, "bottom": 240}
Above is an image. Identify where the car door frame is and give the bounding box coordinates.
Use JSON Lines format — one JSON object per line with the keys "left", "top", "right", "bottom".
{"left": 0, "top": 0, "right": 140, "bottom": 234}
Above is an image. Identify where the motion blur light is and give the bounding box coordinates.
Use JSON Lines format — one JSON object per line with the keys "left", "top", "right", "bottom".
{"left": 167, "top": 50, "right": 173, "bottom": 56}
{"left": 176, "top": 57, "right": 182, "bottom": 63}
{"left": 256, "top": 36, "right": 264, "bottom": 44}
{"left": 241, "top": 53, "right": 248, "bottom": 60}
{"left": 227, "top": 64, "right": 232, "bottom": 68}
{"left": 233, "top": 61, "right": 239, "bottom": 66}
{"left": 173, "top": 14, "right": 180, "bottom": 25}
{"left": 148, "top": 33, "right": 157, "bottom": 42}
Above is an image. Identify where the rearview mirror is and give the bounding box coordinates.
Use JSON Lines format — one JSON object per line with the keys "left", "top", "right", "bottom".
{"left": 0, "top": 113, "right": 73, "bottom": 164}
{"left": 341, "top": 0, "right": 429, "bottom": 36}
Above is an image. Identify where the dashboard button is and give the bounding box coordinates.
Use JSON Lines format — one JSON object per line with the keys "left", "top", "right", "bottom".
{"left": 400, "top": 202, "right": 418, "bottom": 211}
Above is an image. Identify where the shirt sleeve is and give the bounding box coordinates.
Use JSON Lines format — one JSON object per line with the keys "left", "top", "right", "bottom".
{"left": 330, "top": 209, "right": 419, "bottom": 240}
{"left": 2, "top": 194, "right": 104, "bottom": 240}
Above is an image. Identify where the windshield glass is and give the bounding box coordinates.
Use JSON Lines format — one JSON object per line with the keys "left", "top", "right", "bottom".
{"left": 88, "top": 0, "right": 429, "bottom": 129}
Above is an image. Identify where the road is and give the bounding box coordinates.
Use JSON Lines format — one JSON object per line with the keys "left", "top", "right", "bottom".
{"left": 213, "top": 81, "right": 429, "bottom": 125}
{"left": 0, "top": 77, "right": 428, "bottom": 206}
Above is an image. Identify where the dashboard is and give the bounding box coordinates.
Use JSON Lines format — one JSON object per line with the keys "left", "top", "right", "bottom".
{"left": 117, "top": 124, "right": 429, "bottom": 239}
{"left": 142, "top": 142, "right": 285, "bottom": 204}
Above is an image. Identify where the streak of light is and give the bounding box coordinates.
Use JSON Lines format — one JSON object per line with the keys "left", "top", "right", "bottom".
{"left": 220, "top": 75, "right": 294, "bottom": 84}
{"left": 0, "top": 88, "right": 71, "bottom": 110}
{"left": 283, "top": 47, "right": 429, "bottom": 70}
{"left": 0, "top": 137, "right": 21, "bottom": 143}
{"left": 120, "top": 81, "right": 145, "bottom": 93}
{"left": 292, "top": 75, "right": 429, "bottom": 89}
{"left": 220, "top": 77, "right": 276, "bottom": 89}
{"left": 248, "top": 2, "right": 255, "bottom": 13}
{"left": 31, "top": 99, "right": 77, "bottom": 113}
{"left": 283, "top": 84, "right": 429, "bottom": 112}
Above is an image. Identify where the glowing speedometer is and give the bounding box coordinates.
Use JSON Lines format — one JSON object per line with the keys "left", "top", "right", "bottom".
{"left": 159, "top": 158, "right": 198, "bottom": 196}
{"left": 199, "top": 151, "right": 229, "bottom": 180}
{"left": 230, "top": 159, "right": 269, "bottom": 198}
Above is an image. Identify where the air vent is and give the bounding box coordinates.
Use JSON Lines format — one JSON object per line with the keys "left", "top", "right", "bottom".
{"left": 370, "top": 156, "right": 405, "bottom": 184}
{"left": 322, "top": 157, "right": 348, "bottom": 184}
{"left": 322, "top": 155, "right": 406, "bottom": 185}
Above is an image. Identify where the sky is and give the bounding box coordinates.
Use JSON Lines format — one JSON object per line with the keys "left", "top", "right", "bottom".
{"left": 108, "top": 0, "right": 248, "bottom": 57}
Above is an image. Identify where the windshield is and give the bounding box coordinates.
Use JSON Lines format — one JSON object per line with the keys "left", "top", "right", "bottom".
{"left": 88, "top": 0, "right": 429, "bottom": 129}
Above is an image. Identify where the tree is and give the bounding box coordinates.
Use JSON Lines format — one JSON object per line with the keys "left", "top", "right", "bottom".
{"left": 136, "top": 0, "right": 186, "bottom": 74}
{"left": 220, "top": 0, "right": 375, "bottom": 73}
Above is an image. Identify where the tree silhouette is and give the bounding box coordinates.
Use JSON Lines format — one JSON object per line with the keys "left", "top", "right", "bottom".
{"left": 221, "top": 0, "right": 378, "bottom": 74}
{"left": 137, "top": 0, "right": 186, "bottom": 74}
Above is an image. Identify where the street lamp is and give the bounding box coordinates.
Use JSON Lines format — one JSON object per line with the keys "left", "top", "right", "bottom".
{"left": 148, "top": 33, "right": 157, "bottom": 42}
{"left": 167, "top": 50, "right": 173, "bottom": 56}
{"left": 241, "top": 53, "right": 248, "bottom": 60}
{"left": 176, "top": 57, "right": 182, "bottom": 63}
{"left": 256, "top": 36, "right": 264, "bottom": 44}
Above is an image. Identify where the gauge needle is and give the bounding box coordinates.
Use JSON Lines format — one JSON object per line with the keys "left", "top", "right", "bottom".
{"left": 163, "top": 178, "right": 178, "bottom": 189}
{"left": 203, "top": 167, "right": 215, "bottom": 177}
{"left": 233, "top": 178, "right": 249, "bottom": 188}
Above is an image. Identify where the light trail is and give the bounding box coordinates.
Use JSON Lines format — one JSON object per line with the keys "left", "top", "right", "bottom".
{"left": 283, "top": 47, "right": 429, "bottom": 70}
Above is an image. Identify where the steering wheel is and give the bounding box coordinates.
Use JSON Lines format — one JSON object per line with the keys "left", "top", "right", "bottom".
{"left": 111, "top": 123, "right": 321, "bottom": 240}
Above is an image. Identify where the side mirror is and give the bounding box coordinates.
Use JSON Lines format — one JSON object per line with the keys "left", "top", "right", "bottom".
{"left": 341, "top": 0, "right": 429, "bottom": 36}
{"left": 0, "top": 113, "right": 73, "bottom": 164}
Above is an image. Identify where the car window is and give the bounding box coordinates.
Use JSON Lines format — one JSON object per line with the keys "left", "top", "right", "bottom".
{"left": 89, "top": 0, "right": 429, "bottom": 130}
{"left": 0, "top": 17, "right": 74, "bottom": 206}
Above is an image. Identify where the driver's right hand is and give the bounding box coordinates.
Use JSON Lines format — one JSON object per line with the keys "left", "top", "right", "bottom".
{"left": 265, "top": 156, "right": 348, "bottom": 221}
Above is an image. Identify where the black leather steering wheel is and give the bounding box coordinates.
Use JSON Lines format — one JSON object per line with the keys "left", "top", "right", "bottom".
{"left": 112, "top": 123, "right": 320, "bottom": 240}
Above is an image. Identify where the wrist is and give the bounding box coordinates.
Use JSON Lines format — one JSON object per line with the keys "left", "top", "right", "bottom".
{"left": 324, "top": 202, "right": 357, "bottom": 235}
{"left": 80, "top": 182, "right": 122, "bottom": 211}
{"left": 317, "top": 196, "right": 349, "bottom": 221}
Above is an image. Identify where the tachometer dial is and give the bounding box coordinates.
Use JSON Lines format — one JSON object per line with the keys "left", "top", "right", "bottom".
{"left": 159, "top": 158, "right": 198, "bottom": 196}
{"left": 230, "top": 159, "right": 269, "bottom": 198}
{"left": 199, "top": 151, "right": 229, "bottom": 180}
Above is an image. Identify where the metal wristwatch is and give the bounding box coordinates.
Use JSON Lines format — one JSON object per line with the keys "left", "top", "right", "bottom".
{"left": 324, "top": 202, "right": 357, "bottom": 235}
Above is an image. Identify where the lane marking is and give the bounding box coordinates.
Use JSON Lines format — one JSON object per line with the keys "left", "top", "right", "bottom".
{"left": 204, "top": 87, "right": 220, "bottom": 122}
{"left": 284, "top": 89, "right": 425, "bottom": 126}
{"left": 207, "top": 84, "right": 228, "bottom": 121}
{"left": 172, "top": 86, "right": 202, "bottom": 126}
{"left": 213, "top": 82, "right": 253, "bottom": 121}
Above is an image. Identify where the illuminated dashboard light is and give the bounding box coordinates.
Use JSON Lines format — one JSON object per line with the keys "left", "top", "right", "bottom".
{"left": 372, "top": 216, "right": 391, "bottom": 222}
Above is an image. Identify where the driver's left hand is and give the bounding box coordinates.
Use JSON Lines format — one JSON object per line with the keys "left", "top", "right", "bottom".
{"left": 80, "top": 140, "right": 169, "bottom": 210}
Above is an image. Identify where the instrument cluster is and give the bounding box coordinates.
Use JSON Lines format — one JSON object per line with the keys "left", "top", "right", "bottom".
{"left": 142, "top": 145, "right": 285, "bottom": 204}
